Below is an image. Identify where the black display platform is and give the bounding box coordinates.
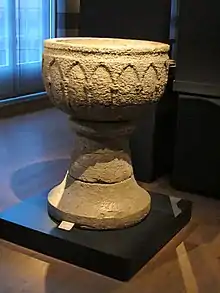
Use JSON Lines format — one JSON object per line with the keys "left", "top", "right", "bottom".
{"left": 0, "top": 191, "right": 192, "bottom": 281}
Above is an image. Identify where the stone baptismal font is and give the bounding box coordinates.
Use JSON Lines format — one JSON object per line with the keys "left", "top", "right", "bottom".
{"left": 42, "top": 37, "right": 170, "bottom": 230}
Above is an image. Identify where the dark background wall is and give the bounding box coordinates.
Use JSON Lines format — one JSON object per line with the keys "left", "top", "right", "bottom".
{"left": 56, "top": 0, "right": 173, "bottom": 45}
{"left": 79, "top": 0, "right": 171, "bottom": 43}
{"left": 174, "top": 0, "right": 220, "bottom": 97}
{"left": 56, "top": 0, "right": 80, "bottom": 37}
{"left": 171, "top": 0, "right": 220, "bottom": 197}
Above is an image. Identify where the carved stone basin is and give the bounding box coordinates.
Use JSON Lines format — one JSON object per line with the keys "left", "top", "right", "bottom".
{"left": 42, "top": 37, "right": 170, "bottom": 230}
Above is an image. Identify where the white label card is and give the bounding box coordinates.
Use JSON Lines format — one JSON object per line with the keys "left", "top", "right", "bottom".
{"left": 58, "top": 221, "right": 75, "bottom": 231}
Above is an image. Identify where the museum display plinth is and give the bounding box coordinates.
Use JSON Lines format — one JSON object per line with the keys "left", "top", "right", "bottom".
{"left": 42, "top": 37, "right": 170, "bottom": 229}
{"left": 0, "top": 191, "right": 192, "bottom": 281}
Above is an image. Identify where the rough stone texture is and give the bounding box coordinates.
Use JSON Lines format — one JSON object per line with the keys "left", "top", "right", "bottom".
{"left": 48, "top": 175, "right": 151, "bottom": 229}
{"left": 42, "top": 38, "right": 169, "bottom": 230}
{"left": 43, "top": 38, "right": 170, "bottom": 121}
{"left": 69, "top": 120, "right": 133, "bottom": 184}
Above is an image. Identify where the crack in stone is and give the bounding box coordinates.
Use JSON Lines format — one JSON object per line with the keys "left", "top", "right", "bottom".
{"left": 68, "top": 173, "right": 132, "bottom": 185}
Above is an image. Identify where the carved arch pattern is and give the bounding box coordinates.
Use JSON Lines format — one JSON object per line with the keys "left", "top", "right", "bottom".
{"left": 46, "top": 58, "right": 168, "bottom": 109}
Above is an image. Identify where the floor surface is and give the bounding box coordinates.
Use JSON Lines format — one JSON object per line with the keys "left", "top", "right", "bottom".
{"left": 0, "top": 108, "right": 220, "bottom": 293}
